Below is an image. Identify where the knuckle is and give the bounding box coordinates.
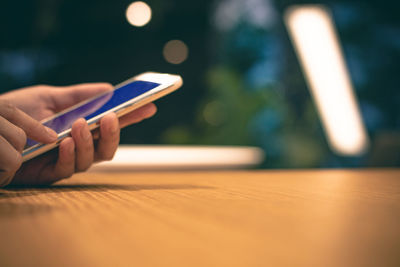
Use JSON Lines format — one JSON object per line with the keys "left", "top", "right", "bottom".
{"left": 5, "top": 150, "right": 23, "bottom": 174}
{"left": 30, "top": 119, "right": 43, "bottom": 132}
{"left": 82, "top": 138, "right": 94, "bottom": 149}
{"left": 0, "top": 102, "right": 23, "bottom": 124}
{"left": 12, "top": 152, "right": 23, "bottom": 171}
{"left": 15, "top": 127, "right": 27, "bottom": 151}
{"left": 1, "top": 100, "right": 16, "bottom": 115}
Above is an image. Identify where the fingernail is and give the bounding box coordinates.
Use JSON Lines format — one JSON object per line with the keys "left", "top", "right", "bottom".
{"left": 80, "top": 125, "right": 91, "bottom": 141}
{"left": 46, "top": 127, "right": 58, "bottom": 140}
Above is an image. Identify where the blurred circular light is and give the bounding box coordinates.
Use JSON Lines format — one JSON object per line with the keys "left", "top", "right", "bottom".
{"left": 163, "top": 40, "right": 189, "bottom": 64}
{"left": 126, "top": 1, "right": 152, "bottom": 27}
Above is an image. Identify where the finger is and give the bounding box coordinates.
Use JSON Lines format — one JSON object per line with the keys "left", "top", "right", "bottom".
{"left": 51, "top": 83, "right": 113, "bottom": 111}
{"left": 71, "top": 118, "right": 94, "bottom": 172}
{"left": 0, "top": 101, "right": 57, "bottom": 143}
{"left": 119, "top": 103, "right": 157, "bottom": 128}
{"left": 95, "top": 112, "right": 120, "bottom": 162}
{"left": 0, "top": 136, "right": 22, "bottom": 187}
{"left": 0, "top": 116, "right": 27, "bottom": 152}
{"left": 42, "top": 137, "right": 75, "bottom": 181}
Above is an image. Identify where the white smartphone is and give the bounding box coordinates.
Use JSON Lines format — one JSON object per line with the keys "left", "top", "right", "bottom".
{"left": 22, "top": 72, "right": 183, "bottom": 162}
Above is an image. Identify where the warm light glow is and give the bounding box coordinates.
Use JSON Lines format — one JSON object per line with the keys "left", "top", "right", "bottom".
{"left": 126, "top": 1, "right": 152, "bottom": 27}
{"left": 284, "top": 5, "right": 369, "bottom": 156}
{"left": 163, "top": 40, "right": 189, "bottom": 64}
{"left": 89, "top": 145, "right": 264, "bottom": 171}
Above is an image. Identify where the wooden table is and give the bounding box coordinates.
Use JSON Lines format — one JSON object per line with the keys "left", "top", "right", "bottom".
{"left": 1, "top": 169, "right": 399, "bottom": 267}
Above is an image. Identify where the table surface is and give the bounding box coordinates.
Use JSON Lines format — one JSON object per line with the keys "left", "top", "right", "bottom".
{"left": 1, "top": 169, "right": 399, "bottom": 267}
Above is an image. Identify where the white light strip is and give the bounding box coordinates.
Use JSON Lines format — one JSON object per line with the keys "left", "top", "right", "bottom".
{"left": 284, "top": 5, "right": 369, "bottom": 155}
{"left": 89, "top": 145, "right": 265, "bottom": 171}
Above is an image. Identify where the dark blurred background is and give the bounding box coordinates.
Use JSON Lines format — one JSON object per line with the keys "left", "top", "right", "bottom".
{"left": 1, "top": 0, "right": 399, "bottom": 168}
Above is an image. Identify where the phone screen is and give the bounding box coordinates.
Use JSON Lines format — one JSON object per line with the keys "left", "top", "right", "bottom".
{"left": 26, "top": 80, "right": 160, "bottom": 148}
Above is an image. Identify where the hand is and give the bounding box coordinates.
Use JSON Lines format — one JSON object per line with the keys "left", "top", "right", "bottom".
{"left": 0, "top": 100, "right": 58, "bottom": 187}
{"left": 0, "top": 83, "right": 157, "bottom": 186}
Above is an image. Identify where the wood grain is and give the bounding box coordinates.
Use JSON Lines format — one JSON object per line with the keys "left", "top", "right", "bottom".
{"left": 1, "top": 169, "right": 399, "bottom": 267}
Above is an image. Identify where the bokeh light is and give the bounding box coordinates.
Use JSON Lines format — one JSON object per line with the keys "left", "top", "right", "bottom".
{"left": 126, "top": 1, "right": 152, "bottom": 27}
{"left": 163, "top": 40, "right": 189, "bottom": 64}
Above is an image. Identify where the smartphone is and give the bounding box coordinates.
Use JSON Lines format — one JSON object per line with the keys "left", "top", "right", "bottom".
{"left": 22, "top": 72, "right": 183, "bottom": 162}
